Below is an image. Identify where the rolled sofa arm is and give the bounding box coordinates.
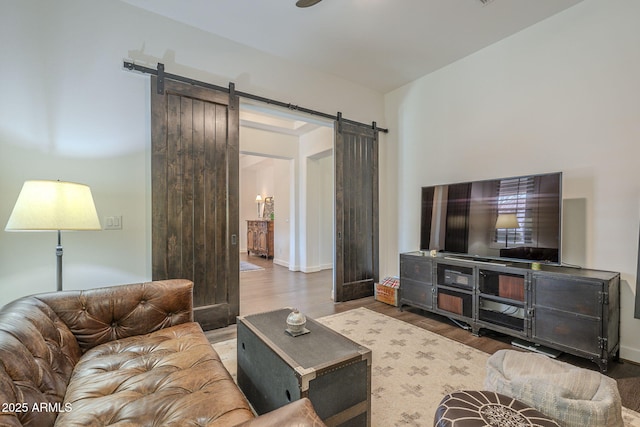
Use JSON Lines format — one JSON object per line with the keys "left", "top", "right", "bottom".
{"left": 36, "top": 279, "right": 194, "bottom": 353}
{"left": 234, "top": 398, "right": 327, "bottom": 427}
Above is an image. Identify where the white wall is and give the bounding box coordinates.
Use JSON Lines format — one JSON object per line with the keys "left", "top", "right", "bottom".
{"left": 239, "top": 156, "right": 269, "bottom": 252}
{"left": 299, "top": 127, "right": 334, "bottom": 272}
{"left": 384, "top": 0, "right": 640, "bottom": 362}
{"left": 239, "top": 155, "right": 291, "bottom": 267}
{"left": 272, "top": 158, "right": 292, "bottom": 266}
{"left": 0, "top": 0, "right": 384, "bottom": 307}
{"left": 319, "top": 155, "right": 334, "bottom": 269}
{"left": 240, "top": 127, "right": 297, "bottom": 268}
{"left": 239, "top": 161, "right": 257, "bottom": 250}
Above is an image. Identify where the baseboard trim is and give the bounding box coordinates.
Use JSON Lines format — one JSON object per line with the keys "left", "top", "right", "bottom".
{"left": 620, "top": 344, "right": 640, "bottom": 364}
{"left": 273, "top": 258, "right": 288, "bottom": 268}
{"left": 300, "top": 264, "right": 333, "bottom": 273}
{"left": 241, "top": 252, "right": 333, "bottom": 274}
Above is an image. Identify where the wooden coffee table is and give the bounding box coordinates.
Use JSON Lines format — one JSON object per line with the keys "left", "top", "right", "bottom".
{"left": 237, "top": 308, "right": 371, "bottom": 427}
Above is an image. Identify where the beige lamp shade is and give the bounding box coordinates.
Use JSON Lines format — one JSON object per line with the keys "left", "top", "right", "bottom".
{"left": 495, "top": 213, "right": 519, "bottom": 230}
{"left": 5, "top": 180, "right": 101, "bottom": 231}
{"left": 255, "top": 195, "right": 262, "bottom": 202}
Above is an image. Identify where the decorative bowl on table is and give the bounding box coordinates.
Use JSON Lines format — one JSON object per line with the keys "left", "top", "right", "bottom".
{"left": 285, "top": 309, "right": 310, "bottom": 337}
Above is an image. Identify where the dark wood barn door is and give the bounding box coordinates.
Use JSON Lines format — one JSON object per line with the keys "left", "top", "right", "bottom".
{"left": 334, "top": 120, "right": 379, "bottom": 302}
{"left": 151, "top": 76, "right": 239, "bottom": 330}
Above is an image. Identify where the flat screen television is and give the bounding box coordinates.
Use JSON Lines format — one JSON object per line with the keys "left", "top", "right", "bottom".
{"left": 420, "top": 172, "right": 562, "bottom": 264}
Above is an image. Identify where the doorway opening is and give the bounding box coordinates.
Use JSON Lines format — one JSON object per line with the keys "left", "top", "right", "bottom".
{"left": 238, "top": 102, "right": 335, "bottom": 314}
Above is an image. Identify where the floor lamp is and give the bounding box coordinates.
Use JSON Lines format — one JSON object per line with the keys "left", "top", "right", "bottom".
{"left": 495, "top": 213, "right": 519, "bottom": 248}
{"left": 5, "top": 180, "right": 101, "bottom": 291}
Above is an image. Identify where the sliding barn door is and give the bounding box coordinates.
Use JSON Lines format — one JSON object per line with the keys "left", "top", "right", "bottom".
{"left": 334, "top": 120, "right": 379, "bottom": 302}
{"left": 151, "top": 76, "right": 239, "bottom": 330}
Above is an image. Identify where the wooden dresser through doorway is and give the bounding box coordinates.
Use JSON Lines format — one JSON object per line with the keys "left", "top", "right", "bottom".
{"left": 246, "top": 220, "right": 274, "bottom": 259}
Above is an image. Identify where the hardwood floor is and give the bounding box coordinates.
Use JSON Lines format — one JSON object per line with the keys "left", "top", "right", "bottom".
{"left": 206, "top": 253, "right": 640, "bottom": 412}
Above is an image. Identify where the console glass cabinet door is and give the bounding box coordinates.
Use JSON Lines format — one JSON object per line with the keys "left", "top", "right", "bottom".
{"left": 477, "top": 268, "right": 527, "bottom": 336}
{"left": 434, "top": 262, "right": 474, "bottom": 321}
{"left": 399, "top": 254, "right": 433, "bottom": 310}
{"left": 531, "top": 272, "right": 619, "bottom": 370}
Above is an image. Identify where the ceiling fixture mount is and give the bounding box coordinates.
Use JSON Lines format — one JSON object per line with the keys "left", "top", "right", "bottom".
{"left": 296, "top": 0, "right": 322, "bottom": 8}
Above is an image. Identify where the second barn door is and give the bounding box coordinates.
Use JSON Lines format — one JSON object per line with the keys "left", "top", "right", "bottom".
{"left": 334, "top": 119, "right": 379, "bottom": 302}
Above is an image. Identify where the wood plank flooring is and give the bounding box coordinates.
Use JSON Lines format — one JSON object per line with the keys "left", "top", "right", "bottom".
{"left": 206, "top": 253, "right": 640, "bottom": 412}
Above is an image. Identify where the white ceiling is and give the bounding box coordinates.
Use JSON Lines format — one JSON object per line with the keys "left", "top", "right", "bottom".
{"left": 121, "top": 0, "right": 583, "bottom": 94}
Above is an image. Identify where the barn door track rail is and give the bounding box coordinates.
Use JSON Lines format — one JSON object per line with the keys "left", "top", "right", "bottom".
{"left": 123, "top": 61, "right": 388, "bottom": 133}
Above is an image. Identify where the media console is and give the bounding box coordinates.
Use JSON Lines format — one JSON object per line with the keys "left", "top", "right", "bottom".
{"left": 399, "top": 251, "right": 620, "bottom": 372}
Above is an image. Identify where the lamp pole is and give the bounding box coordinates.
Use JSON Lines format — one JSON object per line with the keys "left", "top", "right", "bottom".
{"left": 56, "top": 230, "right": 63, "bottom": 291}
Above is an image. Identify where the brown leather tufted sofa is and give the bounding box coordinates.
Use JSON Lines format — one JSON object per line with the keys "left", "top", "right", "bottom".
{"left": 0, "top": 279, "right": 326, "bottom": 427}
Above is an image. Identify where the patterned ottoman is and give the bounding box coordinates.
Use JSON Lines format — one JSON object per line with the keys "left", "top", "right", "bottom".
{"left": 434, "top": 390, "right": 561, "bottom": 427}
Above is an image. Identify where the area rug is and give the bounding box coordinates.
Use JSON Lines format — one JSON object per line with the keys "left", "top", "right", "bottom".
{"left": 240, "top": 261, "right": 263, "bottom": 272}
{"left": 213, "top": 307, "right": 640, "bottom": 427}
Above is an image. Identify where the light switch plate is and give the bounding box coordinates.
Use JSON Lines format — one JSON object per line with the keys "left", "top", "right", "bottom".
{"left": 104, "top": 215, "right": 122, "bottom": 230}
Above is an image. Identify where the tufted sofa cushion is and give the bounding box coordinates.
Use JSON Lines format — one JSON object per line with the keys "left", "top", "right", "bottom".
{"left": 36, "top": 280, "right": 193, "bottom": 354}
{"left": 0, "top": 280, "right": 192, "bottom": 426}
{"left": 0, "top": 296, "right": 83, "bottom": 426}
{"left": 55, "top": 322, "right": 254, "bottom": 426}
